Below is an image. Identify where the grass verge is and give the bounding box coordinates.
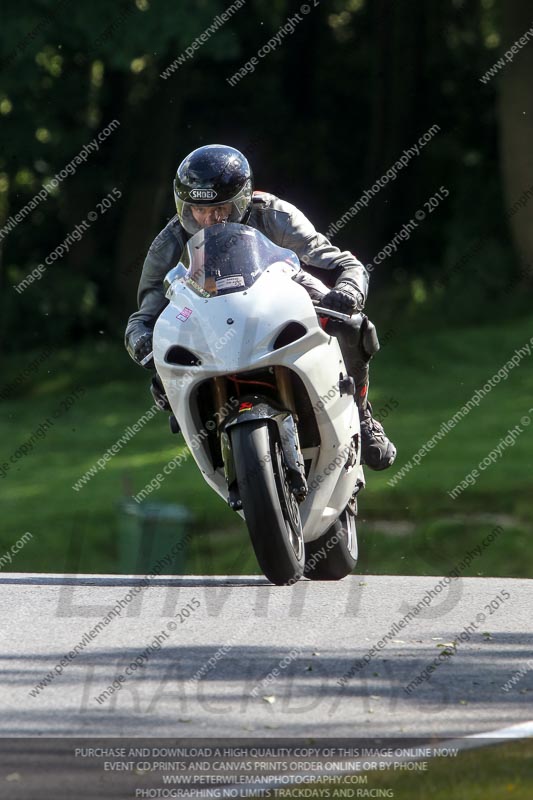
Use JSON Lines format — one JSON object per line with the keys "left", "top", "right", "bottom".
{"left": 1, "top": 313, "right": 532, "bottom": 575}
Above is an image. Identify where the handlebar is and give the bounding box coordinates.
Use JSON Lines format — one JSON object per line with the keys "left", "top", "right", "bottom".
{"left": 314, "top": 306, "right": 354, "bottom": 323}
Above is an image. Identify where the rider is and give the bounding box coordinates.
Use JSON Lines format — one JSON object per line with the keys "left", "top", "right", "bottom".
{"left": 125, "top": 145, "right": 396, "bottom": 470}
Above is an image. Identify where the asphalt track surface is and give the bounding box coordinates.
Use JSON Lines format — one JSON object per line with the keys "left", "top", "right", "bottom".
{"left": 1, "top": 573, "right": 532, "bottom": 738}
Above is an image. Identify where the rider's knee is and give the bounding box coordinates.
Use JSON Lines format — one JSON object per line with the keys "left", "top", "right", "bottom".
{"left": 361, "top": 317, "right": 380, "bottom": 361}
{"left": 326, "top": 314, "right": 380, "bottom": 363}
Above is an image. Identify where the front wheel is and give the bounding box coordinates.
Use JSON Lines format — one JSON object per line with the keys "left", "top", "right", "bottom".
{"left": 231, "top": 421, "right": 305, "bottom": 585}
{"left": 304, "top": 507, "right": 358, "bottom": 580}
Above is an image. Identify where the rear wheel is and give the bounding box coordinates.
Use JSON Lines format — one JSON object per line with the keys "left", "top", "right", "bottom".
{"left": 231, "top": 421, "right": 304, "bottom": 585}
{"left": 304, "top": 507, "right": 358, "bottom": 580}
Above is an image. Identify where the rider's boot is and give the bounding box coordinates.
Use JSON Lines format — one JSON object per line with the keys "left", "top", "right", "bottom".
{"left": 150, "top": 375, "right": 181, "bottom": 434}
{"left": 355, "top": 379, "right": 397, "bottom": 471}
{"left": 150, "top": 374, "right": 171, "bottom": 411}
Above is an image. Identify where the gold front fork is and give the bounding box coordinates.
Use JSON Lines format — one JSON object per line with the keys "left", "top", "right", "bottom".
{"left": 212, "top": 376, "right": 228, "bottom": 417}
{"left": 275, "top": 366, "right": 296, "bottom": 415}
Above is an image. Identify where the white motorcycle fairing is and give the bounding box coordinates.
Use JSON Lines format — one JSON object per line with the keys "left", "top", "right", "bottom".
{"left": 153, "top": 223, "right": 364, "bottom": 544}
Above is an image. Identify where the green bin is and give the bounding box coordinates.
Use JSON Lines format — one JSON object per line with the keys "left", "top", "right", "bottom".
{"left": 118, "top": 500, "right": 193, "bottom": 575}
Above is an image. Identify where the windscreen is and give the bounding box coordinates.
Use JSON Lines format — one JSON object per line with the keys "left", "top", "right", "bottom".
{"left": 173, "top": 222, "right": 300, "bottom": 298}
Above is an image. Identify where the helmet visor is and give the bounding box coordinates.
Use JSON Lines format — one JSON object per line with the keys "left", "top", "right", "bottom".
{"left": 175, "top": 181, "right": 252, "bottom": 235}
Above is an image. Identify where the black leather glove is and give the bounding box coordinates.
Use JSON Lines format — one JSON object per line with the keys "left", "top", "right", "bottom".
{"left": 129, "top": 331, "right": 154, "bottom": 369}
{"left": 321, "top": 280, "right": 364, "bottom": 315}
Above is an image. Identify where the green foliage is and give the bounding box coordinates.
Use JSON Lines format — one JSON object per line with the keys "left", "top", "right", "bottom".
{"left": 0, "top": 0, "right": 531, "bottom": 578}
{"left": 0, "top": 0, "right": 529, "bottom": 353}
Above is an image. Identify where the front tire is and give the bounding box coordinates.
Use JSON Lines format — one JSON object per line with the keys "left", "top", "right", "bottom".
{"left": 231, "top": 421, "right": 305, "bottom": 585}
{"left": 304, "top": 507, "right": 358, "bottom": 580}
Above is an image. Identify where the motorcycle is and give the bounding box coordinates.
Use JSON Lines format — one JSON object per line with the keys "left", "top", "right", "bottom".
{"left": 150, "top": 222, "right": 364, "bottom": 585}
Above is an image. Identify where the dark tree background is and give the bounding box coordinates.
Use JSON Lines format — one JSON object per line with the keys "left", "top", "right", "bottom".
{"left": 0, "top": 0, "right": 531, "bottom": 354}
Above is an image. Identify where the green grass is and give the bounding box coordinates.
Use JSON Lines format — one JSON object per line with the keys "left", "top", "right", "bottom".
{"left": 304, "top": 739, "right": 533, "bottom": 799}
{"left": 358, "top": 519, "right": 533, "bottom": 578}
{"left": 0, "top": 315, "right": 532, "bottom": 575}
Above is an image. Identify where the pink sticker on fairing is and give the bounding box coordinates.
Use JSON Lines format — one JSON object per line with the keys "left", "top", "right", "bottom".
{"left": 176, "top": 307, "right": 193, "bottom": 322}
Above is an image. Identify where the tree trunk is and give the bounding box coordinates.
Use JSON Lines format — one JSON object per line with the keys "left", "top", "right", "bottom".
{"left": 498, "top": 0, "right": 533, "bottom": 279}
{"left": 113, "top": 73, "right": 182, "bottom": 319}
{"left": 364, "top": 0, "right": 426, "bottom": 249}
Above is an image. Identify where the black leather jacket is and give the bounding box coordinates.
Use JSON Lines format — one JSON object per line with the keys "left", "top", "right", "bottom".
{"left": 125, "top": 192, "right": 369, "bottom": 354}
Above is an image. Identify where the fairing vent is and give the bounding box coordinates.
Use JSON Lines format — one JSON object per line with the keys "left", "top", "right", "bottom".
{"left": 273, "top": 322, "right": 307, "bottom": 350}
{"left": 165, "top": 346, "right": 202, "bottom": 366}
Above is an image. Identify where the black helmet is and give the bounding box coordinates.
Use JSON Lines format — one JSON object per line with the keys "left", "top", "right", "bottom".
{"left": 174, "top": 144, "right": 253, "bottom": 235}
